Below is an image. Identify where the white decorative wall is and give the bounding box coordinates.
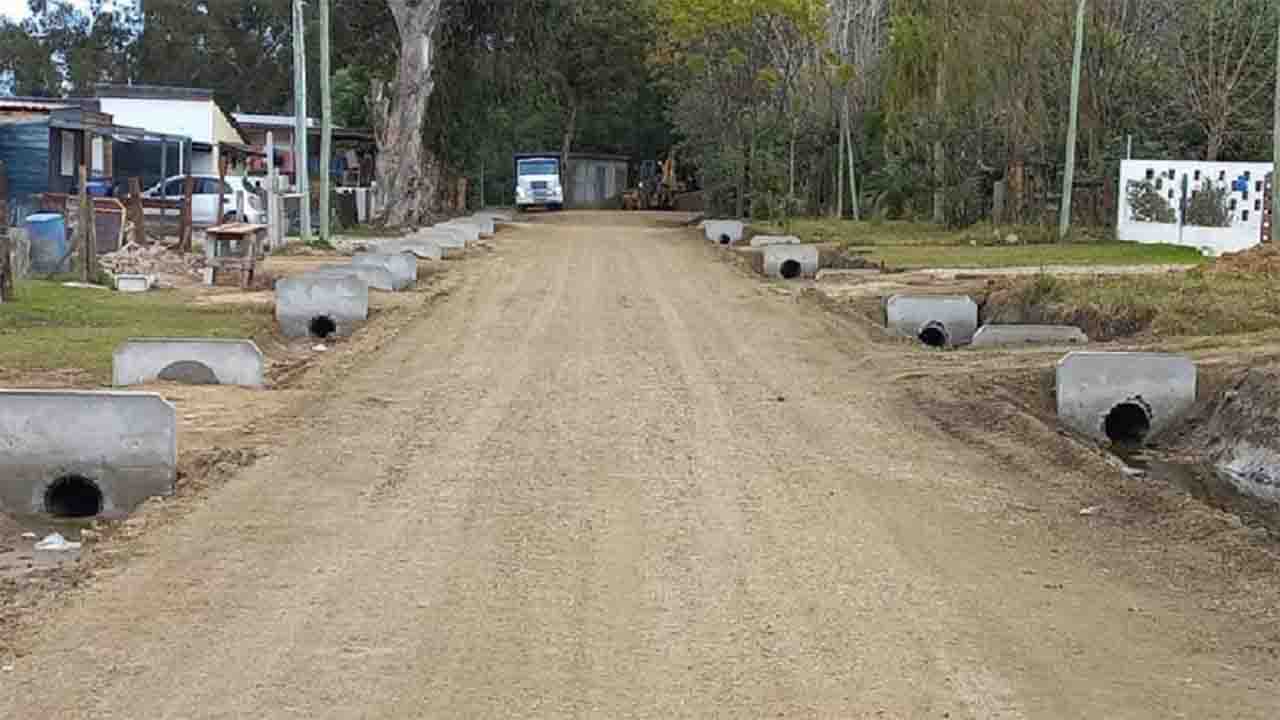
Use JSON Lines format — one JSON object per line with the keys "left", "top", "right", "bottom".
{"left": 1117, "top": 159, "right": 1272, "bottom": 256}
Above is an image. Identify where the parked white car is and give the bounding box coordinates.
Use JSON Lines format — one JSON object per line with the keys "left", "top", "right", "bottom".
{"left": 142, "top": 174, "right": 266, "bottom": 225}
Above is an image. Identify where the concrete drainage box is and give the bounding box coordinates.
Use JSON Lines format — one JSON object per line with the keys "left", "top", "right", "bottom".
{"left": 750, "top": 235, "right": 801, "bottom": 248}
{"left": 437, "top": 222, "right": 480, "bottom": 244}
{"left": 380, "top": 239, "right": 443, "bottom": 261}
{"left": 971, "top": 325, "right": 1088, "bottom": 348}
{"left": 1056, "top": 352, "right": 1197, "bottom": 444}
{"left": 0, "top": 390, "right": 177, "bottom": 518}
{"left": 462, "top": 216, "right": 496, "bottom": 236}
{"left": 352, "top": 253, "right": 418, "bottom": 290}
{"left": 276, "top": 275, "right": 369, "bottom": 338}
{"left": 113, "top": 338, "right": 265, "bottom": 387}
{"left": 704, "top": 220, "right": 745, "bottom": 245}
{"left": 307, "top": 265, "right": 398, "bottom": 292}
{"left": 763, "top": 245, "right": 819, "bottom": 279}
{"left": 885, "top": 295, "right": 979, "bottom": 347}
{"left": 116, "top": 274, "right": 151, "bottom": 293}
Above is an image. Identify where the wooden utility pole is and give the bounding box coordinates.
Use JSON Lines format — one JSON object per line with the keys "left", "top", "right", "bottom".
{"left": 181, "top": 175, "right": 195, "bottom": 252}
{"left": 1059, "top": 0, "right": 1087, "bottom": 240}
{"left": 320, "top": 0, "right": 333, "bottom": 242}
{"left": 292, "top": 0, "right": 312, "bottom": 243}
{"left": 1273, "top": 2, "right": 1280, "bottom": 244}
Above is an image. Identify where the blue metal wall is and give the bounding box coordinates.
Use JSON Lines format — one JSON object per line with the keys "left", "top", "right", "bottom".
{"left": 0, "top": 119, "right": 51, "bottom": 224}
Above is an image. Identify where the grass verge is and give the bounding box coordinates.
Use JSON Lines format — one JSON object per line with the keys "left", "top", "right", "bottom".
{"left": 0, "top": 281, "right": 275, "bottom": 384}
{"left": 984, "top": 267, "right": 1280, "bottom": 341}
{"left": 755, "top": 218, "right": 1206, "bottom": 269}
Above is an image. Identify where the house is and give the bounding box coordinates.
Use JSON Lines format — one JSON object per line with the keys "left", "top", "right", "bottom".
{"left": 233, "top": 112, "right": 376, "bottom": 186}
{"left": 95, "top": 84, "right": 248, "bottom": 178}
{"left": 0, "top": 97, "right": 189, "bottom": 221}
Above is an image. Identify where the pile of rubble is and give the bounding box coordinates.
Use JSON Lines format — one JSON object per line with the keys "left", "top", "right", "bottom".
{"left": 99, "top": 242, "right": 208, "bottom": 287}
{"left": 1212, "top": 243, "right": 1280, "bottom": 275}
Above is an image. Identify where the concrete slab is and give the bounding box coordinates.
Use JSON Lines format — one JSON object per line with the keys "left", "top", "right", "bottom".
{"left": 1056, "top": 352, "right": 1197, "bottom": 444}
{"left": 763, "top": 245, "right": 820, "bottom": 280}
{"left": 885, "top": 295, "right": 979, "bottom": 347}
{"left": 704, "top": 220, "right": 745, "bottom": 245}
{"left": 275, "top": 274, "right": 369, "bottom": 338}
{"left": 970, "top": 325, "right": 1088, "bottom": 348}
{"left": 0, "top": 390, "right": 176, "bottom": 518}
{"left": 307, "top": 264, "right": 399, "bottom": 292}
{"left": 352, "top": 253, "right": 418, "bottom": 290}
{"left": 750, "top": 235, "right": 802, "bottom": 248}
{"left": 116, "top": 274, "right": 151, "bottom": 293}
{"left": 113, "top": 339, "right": 265, "bottom": 387}
{"left": 475, "top": 209, "right": 513, "bottom": 223}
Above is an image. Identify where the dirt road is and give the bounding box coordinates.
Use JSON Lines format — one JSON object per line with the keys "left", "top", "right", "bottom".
{"left": 4, "top": 213, "right": 1276, "bottom": 718}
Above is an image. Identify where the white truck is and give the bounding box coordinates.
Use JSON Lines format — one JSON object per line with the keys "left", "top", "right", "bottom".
{"left": 514, "top": 154, "right": 564, "bottom": 211}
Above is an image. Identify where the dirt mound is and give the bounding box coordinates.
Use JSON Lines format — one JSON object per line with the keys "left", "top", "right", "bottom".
{"left": 1186, "top": 366, "right": 1280, "bottom": 501}
{"left": 1210, "top": 243, "right": 1280, "bottom": 275}
{"left": 99, "top": 242, "right": 207, "bottom": 287}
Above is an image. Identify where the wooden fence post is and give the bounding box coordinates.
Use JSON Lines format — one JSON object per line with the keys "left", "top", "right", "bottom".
{"left": 78, "top": 165, "right": 97, "bottom": 283}
{"left": 181, "top": 175, "right": 195, "bottom": 252}
{"left": 0, "top": 159, "right": 11, "bottom": 302}
{"left": 128, "top": 177, "right": 146, "bottom": 244}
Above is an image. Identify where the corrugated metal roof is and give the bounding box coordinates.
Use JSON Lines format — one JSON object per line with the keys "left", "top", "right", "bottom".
{"left": 234, "top": 113, "right": 324, "bottom": 130}
{"left": 0, "top": 98, "right": 70, "bottom": 112}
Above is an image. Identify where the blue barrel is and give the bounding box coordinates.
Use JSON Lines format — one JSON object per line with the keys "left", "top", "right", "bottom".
{"left": 25, "top": 213, "right": 70, "bottom": 274}
{"left": 85, "top": 177, "right": 114, "bottom": 197}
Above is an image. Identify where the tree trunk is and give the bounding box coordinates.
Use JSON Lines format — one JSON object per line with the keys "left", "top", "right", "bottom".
{"left": 560, "top": 94, "right": 578, "bottom": 206}
{"left": 375, "top": 1, "right": 443, "bottom": 227}
{"left": 1205, "top": 121, "right": 1226, "bottom": 162}
{"left": 843, "top": 97, "right": 859, "bottom": 221}
{"left": 932, "top": 27, "right": 947, "bottom": 225}
{"left": 836, "top": 130, "right": 845, "bottom": 219}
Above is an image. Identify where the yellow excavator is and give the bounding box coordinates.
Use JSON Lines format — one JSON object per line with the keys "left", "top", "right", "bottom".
{"left": 624, "top": 153, "right": 684, "bottom": 210}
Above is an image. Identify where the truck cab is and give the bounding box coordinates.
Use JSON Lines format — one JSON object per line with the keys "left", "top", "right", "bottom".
{"left": 514, "top": 155, "right": 564, "bottom": 210}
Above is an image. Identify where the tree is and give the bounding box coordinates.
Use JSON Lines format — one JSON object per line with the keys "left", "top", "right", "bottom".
{"left": 371, "top": 0, "right": 445, "bottom": 226}
{"left": 1169, "top": 0, "right": 1277, "bottom": 161}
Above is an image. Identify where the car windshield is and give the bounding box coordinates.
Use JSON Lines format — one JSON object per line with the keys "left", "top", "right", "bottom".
{"left": 518, "top": 159, "right": 558, "bottom": 176}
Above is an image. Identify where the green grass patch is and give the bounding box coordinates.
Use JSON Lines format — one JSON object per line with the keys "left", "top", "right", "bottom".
{"left": 0, "top": 281, "right": 274, "bottom": 383}
{"left": 856, "top": 242, "right": 1205, "bottom": 270}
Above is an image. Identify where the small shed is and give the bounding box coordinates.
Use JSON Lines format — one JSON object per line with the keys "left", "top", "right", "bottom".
{"left": 566, "top": 153, "right": 630, "bottom": 209}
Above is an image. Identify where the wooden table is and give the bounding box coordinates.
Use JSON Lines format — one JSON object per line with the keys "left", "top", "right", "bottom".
{"left": 205, "top": 223, "right": 267, "bottom": 288}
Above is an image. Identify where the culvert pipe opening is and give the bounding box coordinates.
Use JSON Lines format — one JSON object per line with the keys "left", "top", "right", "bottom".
{"left": 45, "top": 475, "right": 103, "bottom": 518}
{"left": 719, "top": 234, "right": 732, "bottom": 245}
{"left": 780, "top": 259, "right": 802, "bottom": 280}
{"left": 1105, "top": 401, "right": 1152, "bottom": 446}
{"left": 918, "top": 321, "right": 949, "bottom": 348}
{"left": 309, "top": 315, "right": 338, "bottom": 339}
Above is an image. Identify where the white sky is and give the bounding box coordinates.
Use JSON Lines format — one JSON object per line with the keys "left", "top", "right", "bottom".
{"left": 0, "top": 0, "right": 102, "bottom": 21}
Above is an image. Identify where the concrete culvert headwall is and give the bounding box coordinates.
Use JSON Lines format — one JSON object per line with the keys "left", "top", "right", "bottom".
{"left": 763, "top": 245, "right": 819, "bottom": 280}
{"left": 113, "top": 339, "right": 266, "bottom": 388}
{"left": 0, "top": 390, "right": 177, "bottom": 518}
{"left": 378, "top": 239, "right": 443, "bottom": 261}
{"left": 1056, "top": 352, "right": 1197, "bottom": 444}
{"left": 886, "top": 295, "right": 979, "bottom": 347}
{"left": 703, "top": 220, "right": 745, "bottom": 245}
{"left": 351, "top": 253, "right": 418, "bottom": 290}
{"left": 308, "top": 265, "right": 399, "bottom": 292}
{"left": 276, "top": 275, "right": 369, "bottom": 338}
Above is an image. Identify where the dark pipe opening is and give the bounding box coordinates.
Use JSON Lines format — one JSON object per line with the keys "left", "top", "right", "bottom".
{"left": 918, "top": 322, "right": 949, "bottom": 348}
{"left": 309, "top": 315, "right": 337, "bottom": 339}
{"left": 780, "top": 259, "right": 802, "bottom": 279}
{"left": 1105, "top": 402, "right": 1151, "bottom": 446}
{"left": 719, "top": 234, "right": 732, "bottom": 245}
{"left": 45, "top": 475, "right": 103, "bottom": 518}
{"left": 158, "top": 360, "right": 218, "bottom": 385}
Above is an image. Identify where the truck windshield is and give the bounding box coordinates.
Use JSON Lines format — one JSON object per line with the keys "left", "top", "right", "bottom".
{"left": 518, "top": 159, "right": 559, "bottom": 176}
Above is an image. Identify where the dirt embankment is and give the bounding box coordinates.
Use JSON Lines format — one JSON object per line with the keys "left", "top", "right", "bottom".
{"left": 1174, "top": 365, "right": 1280, "bottom": 502}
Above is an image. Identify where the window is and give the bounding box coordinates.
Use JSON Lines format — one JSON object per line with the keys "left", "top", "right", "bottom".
{"left": 1194, "top": 170, "right": 1201, "bottom": 181}
{"left": 1155, "top": 178, "right": 1163, "bottom": 190}
{"left": 163, "top": 178, "right": 186, "bottom": 197}
{"left": 1243, "top": 210, "right": 1250, "bottom": 222}
{"left": 1145, "top": 168, "right": 1155, "bottom": 180}
{"left": 60, "top": 131, "right": 76, "bottom": 177}
{"left": 91, "top": 137, "right": 105, "bottom": 174}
